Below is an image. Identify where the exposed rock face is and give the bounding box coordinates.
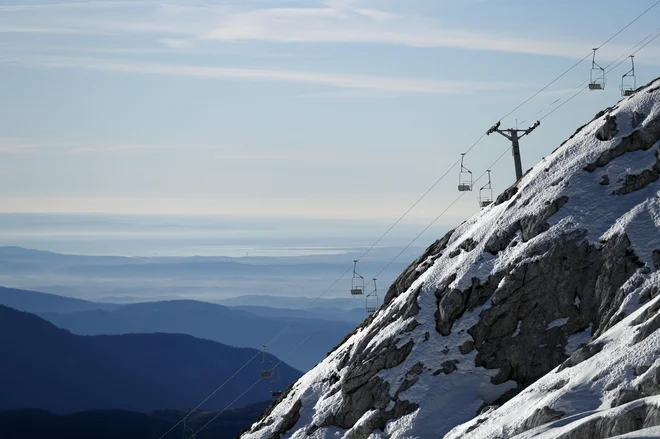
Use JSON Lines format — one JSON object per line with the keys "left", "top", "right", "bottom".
{"left": 383, "top": 230, "right": 454, "bottom": 306}
{"left": 240, "top": 78, "right": 660, "bottom": 439}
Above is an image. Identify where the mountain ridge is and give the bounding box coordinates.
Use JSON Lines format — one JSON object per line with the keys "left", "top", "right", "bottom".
{"left": 240, "top": 78, "right": 660, "bottom": 438}
{"left": 0, "top": 305, "right": 302, "bottom": 413}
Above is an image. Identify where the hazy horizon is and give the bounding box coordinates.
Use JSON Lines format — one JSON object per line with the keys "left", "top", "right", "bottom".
{"left": 0, "top": 212, "right": 438, "bottom": 258}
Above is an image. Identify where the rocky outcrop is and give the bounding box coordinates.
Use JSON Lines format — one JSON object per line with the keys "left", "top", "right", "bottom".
{"left": 613, "top": 147, "right": 660, "bottom": 195}
{"left": 384, "top": 230, "right": 454, "bottom": 306}
{"left": 241, "top": 77, "right": 660, "bottom": 439}
{"left": 538, "top": 398, "right": 660, "bottom": 439}
{"left": 585, "top": 111, "right": 660, "bottom": 172}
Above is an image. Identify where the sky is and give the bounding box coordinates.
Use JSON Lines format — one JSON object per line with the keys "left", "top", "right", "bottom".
{"left": 1, "top": 0, "right": 659, "bottom": 227}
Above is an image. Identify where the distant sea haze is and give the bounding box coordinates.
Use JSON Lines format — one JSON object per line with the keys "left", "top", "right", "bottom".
{"left": 0, "top": 213, "right": 432, "bottom": 257}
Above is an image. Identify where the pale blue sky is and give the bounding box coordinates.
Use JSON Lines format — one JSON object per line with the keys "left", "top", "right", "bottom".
{"left": 1, "top": 0, "right": 659, "bottom": 225}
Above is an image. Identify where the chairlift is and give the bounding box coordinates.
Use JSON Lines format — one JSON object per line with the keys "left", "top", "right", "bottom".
{"left": 458, "top": 153, "right": 473, "bottom": 192}
{"left": 589, "top": 48, "right": 606, "bottom": 90}
{"left": 260, "top": 346, "right": 273, "bottom": 379}
{"left": 182, "top": 418, "right": 196, "bottom": 439}
{"left": 478, "top": 170, "right": 493, "bottom": 209}
{"left": 269, "top": 364, "right": 283, "bottom": 398}
{"left": 620, "top": 55, "right": 636, "bottom": 97}
{"left": 351, "top": 260, "right": 364, "bottom": 295}
{"left": 365, "top": 278, "right": 379, "bottom": 314}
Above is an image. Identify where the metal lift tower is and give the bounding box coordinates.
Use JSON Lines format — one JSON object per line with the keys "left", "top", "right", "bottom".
{"left": 486, "top": 120, "right": 540, "bottom": 181}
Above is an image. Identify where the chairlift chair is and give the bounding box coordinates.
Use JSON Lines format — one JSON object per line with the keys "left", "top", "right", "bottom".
{"left": 478, "top": 170, "right": 493, "bottom": 209}
{"left": 269, "top": 365, "right": 283, "bottom": 398}
{"left": 351, "top": 260, "right": 365, "bottom": 295}
{"left": 260, "top": 346, "right": 273, "bottom": 379}
{"left": 620, "top": 55, "right": 636, "bottom": 97}
{"left": 589, "top": 48, "right": 606, "bottom": 90}
{"left": 458, "top": 153, "right": 473, "bottom": 191}
{"left": 182, "top": 418, "right": 196, "bottom": 439}
{"left": 365, "top": 278, "right": 378, "bottom": 314}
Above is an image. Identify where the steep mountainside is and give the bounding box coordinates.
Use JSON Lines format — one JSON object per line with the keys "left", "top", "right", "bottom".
{"left": 0, "top": 305, "right": 301, "bottom": 413}
{"left": 240, "top": 79, "right": 660, "bottom": 438}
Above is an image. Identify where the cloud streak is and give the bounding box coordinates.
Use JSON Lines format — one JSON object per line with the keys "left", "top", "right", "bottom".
{"left": 0, "top": 54, "right": 520, "bottom": 94}
{"left": 3, "top": 0, "right": 657, "bottom": 61}
{"left": 0, "top": 138, "right": 420, "bottom": 162}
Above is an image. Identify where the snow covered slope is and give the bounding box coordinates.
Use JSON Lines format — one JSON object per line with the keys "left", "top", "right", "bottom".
{"left": 240, "top": 79, "right": 660, "bottom": 439}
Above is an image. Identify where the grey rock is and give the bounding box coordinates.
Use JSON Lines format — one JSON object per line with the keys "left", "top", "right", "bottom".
{"left": 614, "top": 148, "right": 660, "bottom": 195}
{"left": 522, "top": 406, "right": 565, "bottom": 431}
{"left": 636, "top": 365, "right": 651, "bottom": 377}
{"left": 547, "top": 400, "right": 660, "bottom": 439}
{"left": 633, "top": 111, "right": 647, "bottom": 128}
{"left": 495, "top": 184, "right": 519, "bottom": 206}
{"left": 440, "top": 360, "right": 459, "bottom": 375}
{"left": 595, "top": 114, "right": 618, "bottom": 141}
{"left": 637, "top": 365, "right": 660, "bottom": 397}
{"left": 585, "top": 112, "right": 660, "bottom": 172}
{"left": 558, "top": 343, "right": 604, "bottom": 372}
{"left": 633, "top": 311, "right": 660, "bottom": 344}
{"left": 384, "top": 230, "right": 454, "bottom": 306}
{"left": 459, "top": 340, "right": 475, "bottom": 354}
{"left": 612, "top": 388, "right": 644, "bottom": 407}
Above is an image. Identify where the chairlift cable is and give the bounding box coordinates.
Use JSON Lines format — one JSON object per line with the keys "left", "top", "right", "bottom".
{"left": 528, "top": 30, "right": 656, "bottom": 121}
{"left": 156, "top": 9, "right": 660, "bottom": 437}
{"left": 540, "top": 27, "right": 660, "bottom": 121}
{"left": 500, "top": 0, "right": 660, "bottom": 122}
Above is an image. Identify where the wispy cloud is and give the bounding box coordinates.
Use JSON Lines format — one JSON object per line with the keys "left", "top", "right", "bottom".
{"left": 0, "top": 138, "right": 421, "bottom": 163}
{"left": 2, "top": 0, "right": 656, "bottom": 61}
{"left": 0, "top": 138, "right": 216, "bottom": 155}
{"left": 0, "top": 54, "right": 520, "bottom": 94}
{"left": 0, "top": 1, "right": 157, "bottom": 12}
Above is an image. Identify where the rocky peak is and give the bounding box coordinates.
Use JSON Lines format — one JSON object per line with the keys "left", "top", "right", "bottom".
{"left": 240, "top": 78, "right": 660, "bottom": 439}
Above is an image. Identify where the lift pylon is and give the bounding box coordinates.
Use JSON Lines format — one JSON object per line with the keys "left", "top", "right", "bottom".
{"left": 351, "top": 260, "right": 364, "bottom": 295}
{"left": 487, "top": 120, "right": 540, "bottom": 181}
{"left": 589, "top": 48, "right": 606, "bottom": 90}
{"left": 620, "top": 55, "right": 636, "bottom": 96}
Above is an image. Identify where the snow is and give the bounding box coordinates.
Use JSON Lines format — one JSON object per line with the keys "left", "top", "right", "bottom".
{"left": 513, "top": 320, "right": 522, "bottom": 337}
{"left": 448, "top": 272, "right": 660, "bottom": 439}
{"left": 612, "top": 426, "right": 660, "bottom": 438}
{"left": 565, "top": 326, "right": 591, "bottom": 354}
{"left": 546, "top": 318, "right": 569, "bottom": 330}
{"left": 241, "top": 80, "right": 660, "bottom": 439}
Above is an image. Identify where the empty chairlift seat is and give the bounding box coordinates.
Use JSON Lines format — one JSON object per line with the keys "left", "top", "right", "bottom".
{"left": 351, "top": 260, "right": 364, "bottom": 295}
{"left": 458, "top": 153, "right": 473, "bottom": 191}
{"left": 366, "top": 278, "right": 379, "bottom": 314}
{"left": 620, "top": 55, "right": 636, "bottom": 97}
{"left": 479, "top": 170, "right": 494, "bottom": 209}
{"left": 261, "top": 346, "right": 273, "bottom": 378}
{"left": 589, "top": 48, "right": 606, "bottom": 91}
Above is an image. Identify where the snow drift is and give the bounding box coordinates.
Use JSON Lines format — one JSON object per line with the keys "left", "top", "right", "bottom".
{"left": 240, "top": 78, "right": 660, "bottom": 439}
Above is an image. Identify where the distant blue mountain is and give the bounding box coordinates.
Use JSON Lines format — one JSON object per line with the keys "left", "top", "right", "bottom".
{"left": 0, "top": 286, "right": 359, "bottom": 371}
{"left": 231, "top": 305, "right": 367, "bottom": 324}
{"left": 0, "top": 305, "right": 301, "bottom": 413}
{"left": 216, "top": 294, "right": 363, "bottom": 309}
{"left": 0, "top": 403, "right": 271, "bottom": 439}
{"left": 38, "top": 298, "right": 358, "bottom": 371}
{"left": 0, "top": 286, "right": 119, "bottom": 313}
